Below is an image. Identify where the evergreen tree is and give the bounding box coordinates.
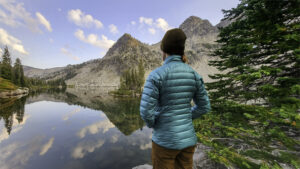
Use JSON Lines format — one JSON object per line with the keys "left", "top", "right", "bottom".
{"left": 19, "top": 63, "right": 25, "bottom": 87}
{"left": 118, "top": 62, "right": 145, "bottom": 93}
{"left": 12, "top": 58, "right": 26, "bottom": 86}
{"left": 0, "top": 46, "right": 12, "bottom": 80}
{"left": 138, "top": 59, "right": 145, "bottom": 90}
{"left": 193, "top": 0, "right": 300, "bottom": 168}
{"left": 13, "top": 58, "right": 21, "bottom": 85}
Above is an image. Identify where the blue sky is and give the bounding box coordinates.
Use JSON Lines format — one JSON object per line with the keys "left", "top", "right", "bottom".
{"left": 0, "top": 0, "right": 240, "bottom": 69}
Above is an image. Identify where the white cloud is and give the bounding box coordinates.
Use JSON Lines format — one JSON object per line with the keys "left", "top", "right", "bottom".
{"left": 148, "top": 28, "right": 156, "bottom": 35}
{"left": 109, "top": 24, "right": 118, "bottom": 34}
{"left": 61, "top": 47, "right": 80, "bottom": 61}
{"left": 36, "top": 12, "right": 52, "bottom": 32}
{"left": 131, "top": 21, "right": 136, "bottom": 25}
{"left": 0, "top": 28, "right": 29, "bottom": 55}
{"left": 139, "top": 17, "right": 153, "bottom": 26}
{"left": 109, "top": 134, "right": 119, "bottom": 143}
{"left": 72, "top": 139, "right": 105, "bottom": 159}
{"left": 63, "top": 108, "right": 81, "bottom": 121}
{"left": 77, "top": 119, "right": 115, "bottom": 138}
{"left": 39, "top": 137, "right": 54, "bottom": 155}
{"left": 138, "top": 16, "right": 172, "bottom": 34}
{"left": 0, "top": 114, "right": 29, "bottom": 144}
{"left": 140, "top": 141, "right": 152, "bottom": 150}
{"left": 0, "top": 0, "right": 51, "bottom": 33}
{"left": 0, "top": 48, "right": 2, "bottom": 54}
{"left": 74, "top": 29, "right": 115, "bottom": 50}
{"left": 0, "top": 136, "right": 44, "bottom": 169}
{"left": 155, "top": 18, "right": 172, "bottom": 32}
{"left": 68, "top": 9, "right": 103, "bottom": 29}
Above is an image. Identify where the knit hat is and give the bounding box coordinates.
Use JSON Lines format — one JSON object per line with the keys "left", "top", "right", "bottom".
{"left": 160, "top": 28, "right": 187, "bottom": 56}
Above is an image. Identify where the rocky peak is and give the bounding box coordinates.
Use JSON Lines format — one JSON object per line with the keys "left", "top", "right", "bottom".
{"left": 105, "top": 33, "right": 142, "bottom": 57}
{"left": 115, "top": 33, "right": 141, "bottom": 47}
{"left": 216, "top": 18, "right": 234, "bottom": 28}
{"left": 179, "top": 16, "right": 218, "bottom": 38}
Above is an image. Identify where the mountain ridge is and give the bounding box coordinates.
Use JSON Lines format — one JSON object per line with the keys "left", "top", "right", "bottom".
{"left": 24, "top": 15, "right": 225, "bottom": 86}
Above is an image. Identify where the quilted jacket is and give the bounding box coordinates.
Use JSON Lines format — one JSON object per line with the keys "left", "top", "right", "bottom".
{"left": 140, "top": 55, "right": 211, "bottom": 150}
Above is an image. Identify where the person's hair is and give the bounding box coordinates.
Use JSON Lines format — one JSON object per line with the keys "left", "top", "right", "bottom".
{"left": 160, "top": 28, "right": 187, "bottom": 58}
{"left": 182, "top": 55, "right": 187, "bottom": 63}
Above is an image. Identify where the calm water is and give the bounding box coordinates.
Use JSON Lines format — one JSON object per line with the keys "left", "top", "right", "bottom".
{"left": 0, "top": 88, "right": 152, "bottom": 169}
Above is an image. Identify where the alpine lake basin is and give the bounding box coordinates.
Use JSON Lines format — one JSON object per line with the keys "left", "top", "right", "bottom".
{"left": 0, "top": 88, "right": 152, "bottom": 169}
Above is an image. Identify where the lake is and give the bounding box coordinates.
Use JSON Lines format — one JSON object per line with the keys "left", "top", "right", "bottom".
{"left": 0, "top": 88, "right": 152, "bottom": 169}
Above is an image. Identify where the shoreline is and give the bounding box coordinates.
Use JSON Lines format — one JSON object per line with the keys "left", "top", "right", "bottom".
{"left": 0, "top": 87, "right": 29, "bottom": 99}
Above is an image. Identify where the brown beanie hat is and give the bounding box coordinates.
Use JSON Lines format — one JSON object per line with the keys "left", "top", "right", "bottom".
{"left": 160, "top": 28, "right": 187, "bottom": 56}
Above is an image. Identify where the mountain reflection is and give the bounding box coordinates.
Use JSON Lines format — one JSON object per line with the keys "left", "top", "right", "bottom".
{"left": 90, "top": 97, "right": 145, "bottom": 135}
{"left": 0, "top": 89, "right": 151, "bottom": 169}
{"left": 0, "top": 88, "right": 145, "bottom": 136}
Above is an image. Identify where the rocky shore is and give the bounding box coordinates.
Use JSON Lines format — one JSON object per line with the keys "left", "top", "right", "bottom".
{"left": 0, "top": 87, "right": 29, "bottom": 98}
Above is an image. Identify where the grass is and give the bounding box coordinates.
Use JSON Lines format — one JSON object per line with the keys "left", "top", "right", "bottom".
{"left": 0, "top": 77, "right": 18, "bottom": 92}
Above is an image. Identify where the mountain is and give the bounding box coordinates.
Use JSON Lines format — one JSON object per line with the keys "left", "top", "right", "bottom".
{"left": 65, "top": 33, "right": 163, "bottom": 87}
{"left": 96, "top": 33, "right": 161, "bottom": 74}
{"left": 24, "top": 16, "right": 222, "bottom": 87}
{"left": 23, "top": 65, "right": 64, "bottom": 78}
{"left": 180, "top": 16, "right": 218, "bottom": 38}
{"left": 179, "top": 16, "right": 220, "bottom": 81}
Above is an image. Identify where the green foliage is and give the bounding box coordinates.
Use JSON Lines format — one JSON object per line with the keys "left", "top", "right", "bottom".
{"left": 117, "top": 59, "right": 145, "bottom": 95}
{"left": 0, "top": 47, "right": 27, "bottom": 89}
{"left": 0, "top": 96, "right": 27, "bottom": 134}
{"left": 13, "top": 58, "right": 25, "bottom": 86}
{"left": 25, "top": 77, "right": 66, "bottom": 91}
{"left": 0, "top": 46, "right": 12, "bottom": 80}
{"left": 195, "top": 0, "right": 300, "bottom": 168}
{"left": 0, "top": 77, "right": 17, "bottom": 92}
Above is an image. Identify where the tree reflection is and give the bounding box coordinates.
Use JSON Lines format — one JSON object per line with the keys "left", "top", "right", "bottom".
{"left": 0, "top": 96, "right": 27, "bottom": 134}
{"left": 57, "top": 91, "right": 145, "bottom": 135}
{"left": 91, "top": 97, "right": 145, "bottom": 135}
{"left": 0, "top": 89, "right": 145, "bottom": 136}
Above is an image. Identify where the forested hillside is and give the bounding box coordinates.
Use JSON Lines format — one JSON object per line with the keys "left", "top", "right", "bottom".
{"left": 194, "top": 0, "right": 300, "bottom": 168}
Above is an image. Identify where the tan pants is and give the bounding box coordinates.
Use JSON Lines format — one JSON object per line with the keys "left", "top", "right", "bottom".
{"left": 151, "top": 140, "right": 196, "bottom": 169}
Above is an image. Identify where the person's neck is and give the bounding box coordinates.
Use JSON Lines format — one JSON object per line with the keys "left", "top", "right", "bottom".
{"left": 163, "top": 53, "right": 170, "bottom": 61}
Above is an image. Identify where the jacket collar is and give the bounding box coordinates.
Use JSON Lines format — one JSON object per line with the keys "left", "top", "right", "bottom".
{"left": 163, "top": 55, "right": 182, "bottom": 65}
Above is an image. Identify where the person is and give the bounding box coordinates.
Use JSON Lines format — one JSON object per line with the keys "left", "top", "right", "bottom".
{"left": 140, "top": 28, "right": 211, "bottom": 169}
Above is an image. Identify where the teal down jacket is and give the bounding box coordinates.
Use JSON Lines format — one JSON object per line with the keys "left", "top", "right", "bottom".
{"left": 140, "top": 55, "right": 211, "bottom": 150}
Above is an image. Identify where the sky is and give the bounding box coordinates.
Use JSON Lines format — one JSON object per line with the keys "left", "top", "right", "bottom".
{"left": 0, "top": 0, "right": 240, "bottom": 69}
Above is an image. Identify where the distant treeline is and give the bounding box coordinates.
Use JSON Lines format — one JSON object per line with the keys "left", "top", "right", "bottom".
{"left": 111, "top": 60, "right": 145, "bottom": 96}
{"left": 0, "top": 46, "right": 66, "bottom": 90}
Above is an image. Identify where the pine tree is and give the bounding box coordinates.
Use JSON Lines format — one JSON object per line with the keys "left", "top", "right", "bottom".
{"left": 138, "top": 59, "right": 145, "bottom": 90}
{"left": 118, "top": 63, "right": 145, "bottom": 93}
{"left": 13, "top": 58, "right": 21, "bottom": 85}
{"left": 193, "top": 0, "right": 300, "bottom": 168}
{"left": 0, "top": 46, "right": 12, "bottom": 80}
{"left": 19, "top": 62, "right": 25, "bottom": 87}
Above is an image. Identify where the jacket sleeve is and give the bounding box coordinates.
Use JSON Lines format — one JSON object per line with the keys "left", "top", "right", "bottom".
{"left": 140, "top": 72, "right": 160, "bottom": 128}
{"left": 191, "top": 72, "right": 211, "bottom": 120}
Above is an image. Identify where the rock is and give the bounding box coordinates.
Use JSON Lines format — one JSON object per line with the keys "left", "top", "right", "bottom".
{"left": 23, "top": 15, "right": 221, "bottom": 87}
{"left": 193, "top": 143, "right": 227, "bottom": 169}
{"left": 0, "top": 87, "right": 29, "bottom": 98}
{"left": 132, "top": 164, "right": 153, "bottom": 169}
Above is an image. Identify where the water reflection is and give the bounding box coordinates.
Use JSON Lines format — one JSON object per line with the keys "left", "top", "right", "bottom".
{"left": 0, "top": 89, "right": 151, "bottom": 169}
{"left": 0, "top": 96, "right": 27, "bottom": 135}
{"left": 26, "top": 88, "right": 145, "bottom": 135}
